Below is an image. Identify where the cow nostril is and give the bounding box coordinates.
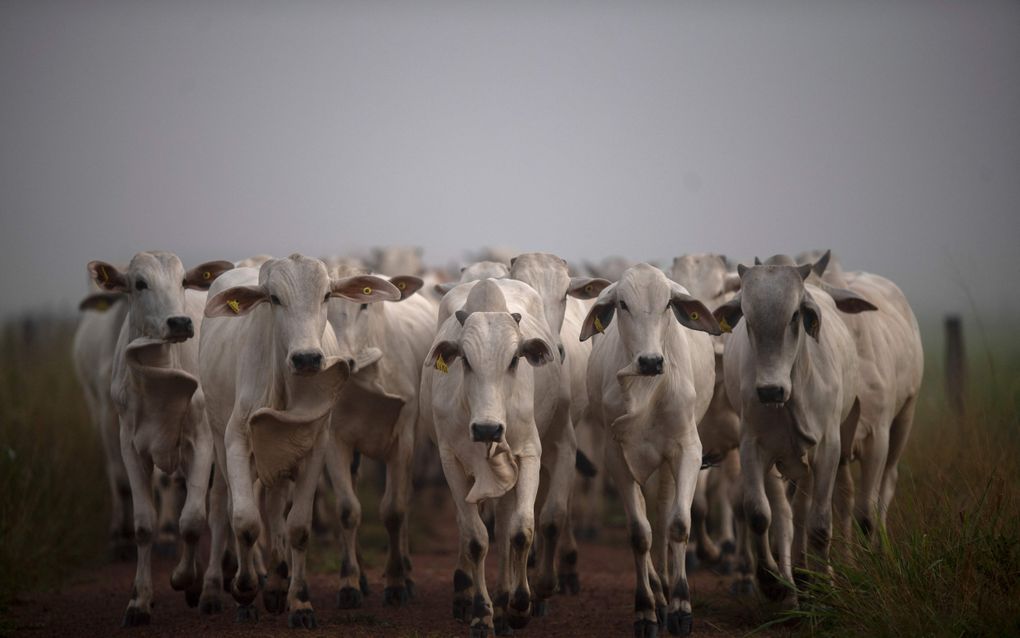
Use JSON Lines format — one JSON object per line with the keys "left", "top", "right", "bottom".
{"left": 637, "top": 355, "right": 664, "bottom": 375}
{"left": 290, "top": 351, "right": 324, "bottom": 372}
{"left": 165, "top": 316, "right": 193, "bottom": 336}
{"left": 557, "top": 344, "right": 566, "bottom": 362}
{"left": 346, "top": 358, "right": 356, "bottom": 370}
{"left": 470, "top": 421, "right": 505, "bottom": 443}
{"left": 756, "top": 385, "right": 785, "bottom": 404}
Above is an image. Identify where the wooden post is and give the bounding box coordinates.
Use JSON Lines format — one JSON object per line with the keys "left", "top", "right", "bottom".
{"left": 945, "top": 315, "right": 965, "bottom": 416}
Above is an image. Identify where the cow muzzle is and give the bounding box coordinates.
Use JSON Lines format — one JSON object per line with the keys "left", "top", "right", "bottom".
{"left": 289, "top": 350, "right": 324, "bottom": 375}
{"left": 164, "top": 316, "right": 194, "bottom": 342}
{"left": 756, "top": 384, "right": 787, "bottom": 407}
{"left": 470, "top": 421, "right": 505, "bottom": 443}
{"left": 637, "top": 354, "right": 664, "bottom": 376}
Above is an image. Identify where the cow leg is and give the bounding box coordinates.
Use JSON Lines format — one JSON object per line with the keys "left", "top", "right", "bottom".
{"left": 224, "top": 422, "right": 262, "bottom": 620}
{"left": 765, "top": 470, "right": 794, "bottom": 589}
{"left": 491, "top": 492, "right": 514, "bottom": 635}
{"left": 170, "top": 422, "right": 213, "bottom": 608}
{"left": 690, "top": 470, "right": 719, "bottom": 566}
{"left": 788, "top": 474, "right": 812, "bottom": 588}
{"left": 880, "top": 396, "right": 916, "bottom": 529}
{"left": 153, "top": 470, "right": 181, "bottom": 557}
{"left": 199, "top": 465, "right": 229, "bottom": 613}
{"left": 740, "top": 438, "right": 787, "bottom": 602}
{"left": 854, "top": 427, "right": 889, "bottom": 542}
{"left": 833, "top": 460, "right": 854, "bottom": 557}
{"left": 441, "top": 450, "right": 493, "bottom": 636}
{"left": 284, "top": 434, "right": 326, "bottom": 629}
{"left": 100, "top": 401, "right": 134, "bottom": 559}
{"left": 535, "top": 426, "right": 576, "bottom": 609}
{"left": 324, "top": 438, "right": 364, "bottom": 609}
{"left": 806, "top": 440, "right": 840, "bottom": 580}
{"left": 381, "top": 412, "right": 416, "bottom": 607}
{"left": 261, "top": 483, "right": 290, "bottom": 615}
{"left": 506, "top": 456, "right": 540, "bottom": 630}
{"left": 606, "top": 442, "right": 657, "bottom": 637}
{"left": 120, "top": 432, "right": 156, "bottom": 627}
{"left": 557, "top": 491, "right": 581, "bottom": 595}
{"left": 661, "top": 435, "right": 700, "bottom": 636}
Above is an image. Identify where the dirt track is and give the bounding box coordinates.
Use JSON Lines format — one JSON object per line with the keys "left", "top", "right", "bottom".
{"left": 7, "top": 497, "right": 776, "bottom": 637}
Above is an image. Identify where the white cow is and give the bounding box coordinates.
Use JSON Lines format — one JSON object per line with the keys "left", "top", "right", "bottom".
{"left": 420, "top": 278, "right": 559, "bottom": 636}
{"left": 670, "top": 254, "right": 742, "bottom": 570}
{"left": 322, "top": 265, "right": 435, "bottom": 609}
{"left": 87, "top": 252, "right": 233, "bottom": 626}
{"left": 199, "top": 255, "right": 399, "bottom": 627}
{"left": 713, "top": 257, "right": 874, "bottom": 602}
{"left": 797, "top": 250, "right": 923, "bottom": 541}
{"left": 74, "top": 286, "right": 131, "bottom": 558}
{"left": 583, "top": 264, "right": 722, "bottom": 637}
{"left": 435, "top": 261, "right": 511, "bottom": 296}
{"left": 507, "top": 252, "right": 608, "bottom": 596}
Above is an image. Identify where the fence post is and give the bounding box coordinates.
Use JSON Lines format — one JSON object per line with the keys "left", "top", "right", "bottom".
{"left": 945, "top": 315, "right": 965, "bottom": 417}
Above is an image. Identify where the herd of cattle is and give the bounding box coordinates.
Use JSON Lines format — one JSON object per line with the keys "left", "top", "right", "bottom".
{"left": 72, "top": 247, "right": 923, "bottom": 637}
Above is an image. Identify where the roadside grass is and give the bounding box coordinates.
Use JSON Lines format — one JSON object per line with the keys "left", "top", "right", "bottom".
{"left": 782, "top": 346, "right": 1020, "bottom": 636}
{"left": 0, "top": 318, "right": 108, "bottom": 621}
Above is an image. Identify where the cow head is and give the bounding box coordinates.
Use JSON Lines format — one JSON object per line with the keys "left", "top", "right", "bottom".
{"left": 579, "top": 264, "right": 721, "bottom": 376}
{"left": 89, "top": 252, "right": 232, "bottom": 342}
{"left": 509, "top": 252, "right": 610, "bottom": 362}
{"left": 670, "top": 253, "right": 741, "bottom": 308}
{"left": 205, "top": 254, "right": 400, "bottom": 375}
{"left": 712, "top": 256, "right": 876, "bottom": 407}
{"left": 328, "top": 264, "right": 423, "bottom": 371}
{"left": 426, "top": 281, "right": 555, "bottom": 446}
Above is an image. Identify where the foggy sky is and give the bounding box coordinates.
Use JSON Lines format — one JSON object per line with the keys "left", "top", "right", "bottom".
{"left": 1, "top": 0, "right": 1018, "bottom": 321}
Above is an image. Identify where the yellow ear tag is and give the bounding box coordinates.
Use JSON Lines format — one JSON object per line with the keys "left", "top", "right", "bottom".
{"left": 227, "top": 299, "right": 241, "bottom": 314}
{"left": 719, "top": 317, "right": 732, "bottom": 333}
{"left": 435, "top": 353, "right": 449, "bottom": 373}
{"left": 362, "top": 286, "right": 372, "bottom": 295}
{"left": 594, "top": 316, "right": 605, "bottom": 333}
{"left": 96, "top": 300, "right": 109, "bottom": 311}
{"left": 100, "top": 265, "right": 109, "bottom": 283}
{"left": 398, "top": 281, "right": 407, "bottom": 290}
{"left": 203, "top": 271, "right": 211, "bottom": 280}
{"left": 689, "top": 311, "right": 699, "bottom": 321}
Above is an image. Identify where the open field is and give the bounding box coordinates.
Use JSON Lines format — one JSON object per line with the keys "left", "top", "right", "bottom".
{"left": 1, "top": 314, "right": 1018, "bottom": 637}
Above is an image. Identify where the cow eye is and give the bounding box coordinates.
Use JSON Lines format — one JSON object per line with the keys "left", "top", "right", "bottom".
{"left": 509, "top": 356, "right": 519, "bottom": 371}
{"left": 134, "top": 279, "right": 148, "bottom": 291}
{"left": 270, "top": 294, "right": 281, "bottom": 306}
{"left": 619, "top": 300, "right": 629, "bottom": 311}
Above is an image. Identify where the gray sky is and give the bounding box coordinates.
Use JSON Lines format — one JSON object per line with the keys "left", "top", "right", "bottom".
{"left": 2, "top": 0, "right": 1018, "bottom": 321}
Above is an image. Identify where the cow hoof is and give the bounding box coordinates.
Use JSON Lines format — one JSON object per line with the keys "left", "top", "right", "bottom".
{"left": 531, "top": 599, "right": 548, "bottom": 617}
{"left": 264, "top": 588, "right": 287, "bottom": 615}
{"left": 493, "top": 614, "right": 513, "bottom": 636}
{"left": 232, "top": 575, "right": 259, "bottom": 606}
{"left": 453, "top": 596, "right": 472, "bottom": 622}
{"left": 236, "top": 603, "right": 259, "bottom": 623}
{"left": 185, "top": 586, "right": 200, "bottom": 608}
{"left": 507, "top": 609, "right": 530, "bottom": 630}
{"left": 469, "top": 622, "right": 493, "bottom": 638}
{"left": 729, "top": 578, "right": 754, "bottom": 596}
{"left": 383, "top": 585, "right": 409, "bottom": 607}
{"left": 337, "top": 586, "right": 363, "bottom": 609}
{"left": 199, "top": 594, "right": 223, "bottom": 615}
{"left": 405, "top": 578, "right": 417, "bottom": 600}
{"left": 558, "top": 572, "right": 580, "bottom": 595}
{"left": 633, "top": 619, "right": 659, "bottom": 638}
{"left": 359, "top": 572, "right": 370, "bottom": 596}
{"left": 288, "top": 609, "right": 318, "bottom": 629}
{"left": 121, "top": 606, "right": 150, "bottom": 627}
{"left": 667, "top": 611, "right": 693, "bottom": 636}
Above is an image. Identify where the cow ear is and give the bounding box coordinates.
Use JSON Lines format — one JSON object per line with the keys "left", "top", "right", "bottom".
{"left": 712, "top": 295, "right": 743, "bottom": 333}
{"left": 79, "top": 292, "right": 125, "bottom": 312}
{"left": 510, "top": 312, "right": 522, "bottom": 325}
{"left": 801, "top": 293, "right": 822, "bottom": 340}
{"left": 184, "top": 260, "right": 234, "bottom": 290}
{"left": 456, "top": 310, "right": 470, "bottom": 326}
{"left": 822, "top": 283, "right": 878, "bottom": 314}
{"left": 567, "top": 276, "right": 611, "bottom": 300}
{"left": 669, "top": 286, "right": 722, "bottom": 335}
{"left": 426, "top": 340, "right": 461, "bottom": 372}
{"left": 579, "top": 283, "right": 618, "bottom": 342}
{"left": 811, "top": 249, "right": 831, "bottom": 277}
{"left": 737, "top": 263, "right": 749, "bottom": 277}
{"left": 797, "top": 263, "right": 813, "bottom": 281}
{"left": 205, "top": 285, "right": 269, "bottom": 317}
{"left": 519, "top": 338, "right": 554, "bottom": 367}
{"left": 331, "top": 275, "right": 401, "bottom": 303}
{"left": 434, "top": 281, "right": 457, "bottom": 296}
{"left": 388, "top": 275, "right": 424, "bottom": 301}
{"left": 88, "top": 261, "right": 128, "bottom": 292}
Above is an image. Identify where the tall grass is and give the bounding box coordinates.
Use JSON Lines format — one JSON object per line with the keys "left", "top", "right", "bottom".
{"left": 0, "top": 317, "right": 108, "bottom": 614}
{"left": 786, "top": 342, "right": 1020, "bottom": 636}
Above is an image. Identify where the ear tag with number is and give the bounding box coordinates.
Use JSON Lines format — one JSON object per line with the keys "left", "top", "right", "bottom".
{"left": 435, "top": 353, "right": 449, "bottom": 373}
{"left": 719, "top": 317, "right": 732, "bottom": 333}
{"left": 594, "top": 316, "right": 605, "bottom": 333}
{"left": 227, "top": 300, "right": 241, "bottom": 314}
